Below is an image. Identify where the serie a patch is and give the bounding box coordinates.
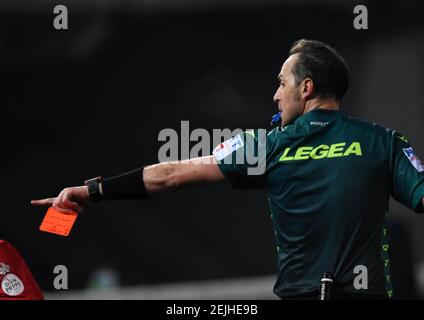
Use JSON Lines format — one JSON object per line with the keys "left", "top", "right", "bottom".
{"left": 213, "top": 134, "right": 244, "bottom": 161}
{"left": 403, "top": 147, "right": 424, "bottom": 172}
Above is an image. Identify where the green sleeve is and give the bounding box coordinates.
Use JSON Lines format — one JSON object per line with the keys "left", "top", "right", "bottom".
{"left": 389, "top": 131, "right": 424, "bottom": 213}
{"left": 212, "top": 129, "right": 266, "bottom": 189}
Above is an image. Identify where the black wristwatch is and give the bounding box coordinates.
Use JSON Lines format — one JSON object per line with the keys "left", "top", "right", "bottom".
{"left": 84, "top": 176, "right": 104, "bottom": 202}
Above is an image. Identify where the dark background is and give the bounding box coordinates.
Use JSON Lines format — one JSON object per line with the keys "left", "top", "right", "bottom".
{"left": 0, "top": 0, "right": 423, "bottom": 298}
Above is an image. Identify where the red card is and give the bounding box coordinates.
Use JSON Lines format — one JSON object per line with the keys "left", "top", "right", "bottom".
{"left": 39, "top": 207, "right": 78, "bottom": 237}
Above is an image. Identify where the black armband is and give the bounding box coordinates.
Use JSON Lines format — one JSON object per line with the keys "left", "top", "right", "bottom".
{"left": 101, "top": 167, "right": 150, "bottom": 200}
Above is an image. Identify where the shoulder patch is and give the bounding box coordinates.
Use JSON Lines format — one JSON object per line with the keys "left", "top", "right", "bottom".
{"left": 213, "top": 135, "right": 244, "bottom": 161}
{"left": 403, "top": 147, "right": 424, "bottom": 172}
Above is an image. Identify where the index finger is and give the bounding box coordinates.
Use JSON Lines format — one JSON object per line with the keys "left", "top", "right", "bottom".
{"left": 31, "top": 198, "right": 56, "bottom": 206}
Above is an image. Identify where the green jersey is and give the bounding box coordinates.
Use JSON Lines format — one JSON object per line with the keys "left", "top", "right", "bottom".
{"left": 213, "top": 109, "right": 424, "bottom": 298}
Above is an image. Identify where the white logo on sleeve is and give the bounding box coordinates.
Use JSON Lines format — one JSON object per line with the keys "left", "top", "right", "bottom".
{"left": 0, "top": 263, "right": 11, "bottom": 275}
{"left": 213, "top": 135, "right": 244, "bottom": 161}
{"left": 403, "top": 147, "right": 424, "bottom": 172}
{"left": 1, "top": 273, "right": 24, "bottom": 296}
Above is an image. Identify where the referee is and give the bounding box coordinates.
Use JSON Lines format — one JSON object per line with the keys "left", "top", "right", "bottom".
{"left": 32, "top": 39, "right": 424, "bottom": 299}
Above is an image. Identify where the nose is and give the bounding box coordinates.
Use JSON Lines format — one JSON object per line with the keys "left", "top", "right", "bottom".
{"left": 273, "top": 88, "right": 280, "bottom": 103}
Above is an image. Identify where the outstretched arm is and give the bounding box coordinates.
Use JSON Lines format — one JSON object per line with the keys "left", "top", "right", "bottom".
{"left": 144, "top": 156, "right": 224, "bottom": 194}
{"left": 31, "top": 155, "right": 225, "bottom": 213}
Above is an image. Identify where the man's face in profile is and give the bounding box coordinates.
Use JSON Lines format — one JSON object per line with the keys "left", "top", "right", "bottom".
{"left": 273, "top": 54, "right": 304, "bottom": 127}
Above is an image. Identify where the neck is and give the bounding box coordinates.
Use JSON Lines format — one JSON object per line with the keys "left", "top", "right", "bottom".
{"left": 303, "top": 97, "right": 340, "bottom": 114}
